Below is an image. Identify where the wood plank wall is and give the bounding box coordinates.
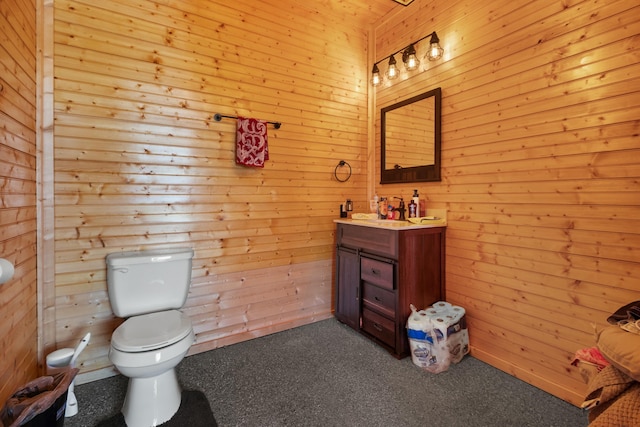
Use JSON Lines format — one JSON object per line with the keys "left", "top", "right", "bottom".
{"left": 0, "top": 0, "right": 39, "bottom": 404}
{"left": 5, "top": 0, "right": 635, "bottom": 408}
{"left": 48, "top": 0, "right": 377, "bottom": 382}
{"left": 372, "top": 0, "right": 640, "bottom": 405}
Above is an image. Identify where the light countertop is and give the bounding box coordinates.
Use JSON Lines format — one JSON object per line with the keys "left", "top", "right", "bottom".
{"left": 334, "top": 209, "right": 447, "bottom": 230}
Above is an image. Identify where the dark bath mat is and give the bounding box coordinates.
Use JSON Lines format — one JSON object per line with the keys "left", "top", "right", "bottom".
{"left": 96, "top": 390, "right": 217, "bottom": 427}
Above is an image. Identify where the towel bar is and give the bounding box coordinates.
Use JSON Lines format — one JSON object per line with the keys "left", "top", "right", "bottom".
{"left": 214, "top": 113, "right": 281, "bottom": 129}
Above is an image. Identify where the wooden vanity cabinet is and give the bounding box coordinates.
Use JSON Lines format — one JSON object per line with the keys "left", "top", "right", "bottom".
{"left": 334, "top": 222, "right": 445, "bottom": 358}
{"left": 335, "top": 246, "right": 360, "bottom": 330}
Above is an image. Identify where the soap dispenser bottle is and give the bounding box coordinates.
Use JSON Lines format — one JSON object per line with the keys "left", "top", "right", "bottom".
{"left": 408, "top": 198, "right": 417, "bottom": 218}
{"left": 412, "top": 190, "right": 420, "bottom": 217}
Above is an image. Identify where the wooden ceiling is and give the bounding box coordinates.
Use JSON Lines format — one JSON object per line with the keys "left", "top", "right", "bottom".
{"left": 298, "top": 0, "right": 403, "bottom": 29}
{"left": 345, "top": 0, "right": 403, "bottom": 24}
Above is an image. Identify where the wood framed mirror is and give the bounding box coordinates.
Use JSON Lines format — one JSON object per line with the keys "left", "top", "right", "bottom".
{"left": 380, "top": 87, "right": 441, "bottom": 184}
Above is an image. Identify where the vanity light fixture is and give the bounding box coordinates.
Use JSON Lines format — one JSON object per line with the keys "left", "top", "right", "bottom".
{"left": 371, "top": 31, "right": 443, "bottom": 87}
{"left": 371, "top": 63, "right": 382, "bottom": 86}
{"left": 385, "top": 55, "right": 399, "bottom": 80}
{"left": 402, "top": 43, "right": 420, "bottom": 71}
{"left": 425, "top": 32, "right": 444, "bottom": 61}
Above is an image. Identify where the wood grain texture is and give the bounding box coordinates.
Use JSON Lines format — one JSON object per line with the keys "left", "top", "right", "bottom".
{"left": 3, "top": 0, "right": 638, "bottom": 410}
{"left": 46, "top": 0, "right": 386, "bottom": 383}
{"left": 0, "top": 0, "right": 39, "bottom": 404}
{"left": 372, "top": 0, "right": 640, "bottom": 405}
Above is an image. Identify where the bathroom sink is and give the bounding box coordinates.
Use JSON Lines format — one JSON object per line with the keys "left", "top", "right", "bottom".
{"left": 350, "top": 213, "right": 378, "bottom": 220}
{"left": 349, "top": 214, "right": 415, "bottom": 227}
{"left": 373, "top": 218, "right": 445, "bottom": 227}
{"left": 364, "top": 220, "right": 414, "bottom": 227}
{"left": 408, "top": 216, "right": 443, "bottom": 224}
{"left": 336, "top": 210, "right": 447, "bottom": 230}
{"left": 344, "top": 218, "right": 446, "bottom": 229}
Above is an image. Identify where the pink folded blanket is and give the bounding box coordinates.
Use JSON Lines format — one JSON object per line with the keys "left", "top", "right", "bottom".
{"left": 236, "top": 116, "right": 269, "bottom": 168}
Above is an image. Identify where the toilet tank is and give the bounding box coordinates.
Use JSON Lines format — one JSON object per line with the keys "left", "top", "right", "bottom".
{"left": 106, "top": 248, "right": 194, "bottom": 317}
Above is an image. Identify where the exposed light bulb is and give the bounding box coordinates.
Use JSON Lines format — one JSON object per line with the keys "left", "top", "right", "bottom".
{"left": 385, "top": 55, "right": 399, "bottom": 80}
{"left": 426, "top": 32, "right": 444, "bottom": 61}
{"left": 371, "top": 64, "right": 382, "bottom": 86}
{"left": 402, "top": 44, "right": 420, "bottom": 71}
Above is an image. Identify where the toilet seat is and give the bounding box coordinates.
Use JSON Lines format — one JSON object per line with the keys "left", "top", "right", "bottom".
{"left": 112, "top": 309, "right": 192, "bottom": 352}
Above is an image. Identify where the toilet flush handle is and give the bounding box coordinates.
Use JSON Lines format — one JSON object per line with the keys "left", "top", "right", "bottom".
{"left": 112, "top": 267, "right": 129, "bottom": 273}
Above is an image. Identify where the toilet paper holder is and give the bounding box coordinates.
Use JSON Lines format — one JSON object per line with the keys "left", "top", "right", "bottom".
{"left": 0, "top": 258, "right": 15, "bottom": 285}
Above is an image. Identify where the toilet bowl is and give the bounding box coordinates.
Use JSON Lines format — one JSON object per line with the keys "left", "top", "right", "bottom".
{"left": 106, "top": 248, "right": 195, "bottom": 427}
{"left": 109, "top": 310, "right": 195, "bottom": 427}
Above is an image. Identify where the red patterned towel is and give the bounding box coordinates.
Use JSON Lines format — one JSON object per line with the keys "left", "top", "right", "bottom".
{"left": 236, "top": 116, "right": 269, "bottom": 167}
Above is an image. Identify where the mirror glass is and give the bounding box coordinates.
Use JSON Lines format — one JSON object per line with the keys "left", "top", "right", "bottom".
{"left": 381, "top": 87, "right": 441, "bottom": 184}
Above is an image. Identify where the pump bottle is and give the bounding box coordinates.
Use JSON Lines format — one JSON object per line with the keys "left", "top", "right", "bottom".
{"left": 408, "top": 199, "right": 417, "bottom": 218}
{"left": 412, "top": 190, "right": 420, "bottom": 217}
{"left": 379, "top": 197, "right": 388, "bottom": 219}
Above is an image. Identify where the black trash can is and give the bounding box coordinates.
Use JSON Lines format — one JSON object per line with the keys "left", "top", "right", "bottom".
{"left": 1, "top": 368, "right": 77, "bottom": 427}
{"left": 20, "top": 391, "right": 68, "bottom": 427}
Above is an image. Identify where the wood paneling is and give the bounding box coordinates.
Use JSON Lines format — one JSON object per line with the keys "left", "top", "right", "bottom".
{"left": 48, "top": 0, "right": 385, "bottom": 382}
{"left": 4, "top": 0, "right": 636, "bottom": 410}
{"left": 372, "top": 0, "right": 640, "bottom": 405}
{"left": 0, "top": 0, "right": 39, "bottom": 404}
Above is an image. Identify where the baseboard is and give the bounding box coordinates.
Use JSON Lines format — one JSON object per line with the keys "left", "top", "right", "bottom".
{"left": 470, "top": 346, "right": 586, "bottom": 406}
{"left": 75, "top": 365, "right": 120, "bottom": 385}
{"left": 189, "top": 312, "right": 333, "bottom": 355}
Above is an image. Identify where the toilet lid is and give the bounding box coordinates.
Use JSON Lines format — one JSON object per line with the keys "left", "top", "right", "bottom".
{"left": 112, "top": 310, "right": 193, "bottom": 352}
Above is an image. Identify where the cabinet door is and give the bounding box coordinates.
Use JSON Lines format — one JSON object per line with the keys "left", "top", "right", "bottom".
{"left": 335, "top": 247, "right": 360, "bottom": 330}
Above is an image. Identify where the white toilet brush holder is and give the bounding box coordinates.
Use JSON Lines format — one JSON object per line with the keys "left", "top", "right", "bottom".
{"left": 46, "top": 332, "right": 91, "bottom": 418}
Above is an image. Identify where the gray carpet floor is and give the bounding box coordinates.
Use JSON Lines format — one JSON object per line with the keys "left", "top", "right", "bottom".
{"left": 66, "top": 318, "right": 588, "bottom": 426}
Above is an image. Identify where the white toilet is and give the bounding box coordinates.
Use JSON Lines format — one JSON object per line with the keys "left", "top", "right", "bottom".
{"left": 106, "top": 248, "right": 195, "bottom": 427}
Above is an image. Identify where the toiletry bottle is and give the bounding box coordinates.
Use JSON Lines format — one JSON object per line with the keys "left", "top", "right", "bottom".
{"left": 379, "top": 197, "right": 388, "bottom": 219}
{"left": 387, "top": 203, "right": 394, "bottom": 220}
{"left": 408, "top": 198, "right": 417, "bottom": 218}
{"left": 412, "top": 190, "right": 420, "bottom": 217}
{"left": 346, "top": 199, "right": 353, "bottom": 212}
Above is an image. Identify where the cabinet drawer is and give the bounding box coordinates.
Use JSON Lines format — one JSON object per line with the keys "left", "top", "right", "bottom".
{"left": 362, "top": 308, "right": 395, "bottom": 348}
{"left": 361, "top": 257, "right": 394, "bottom": 290}
{"left": 362, "top": 283, "right": 395, "bottom": 318}
{"left": 337, "top": 224, "right": 398, "bottom": 258}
